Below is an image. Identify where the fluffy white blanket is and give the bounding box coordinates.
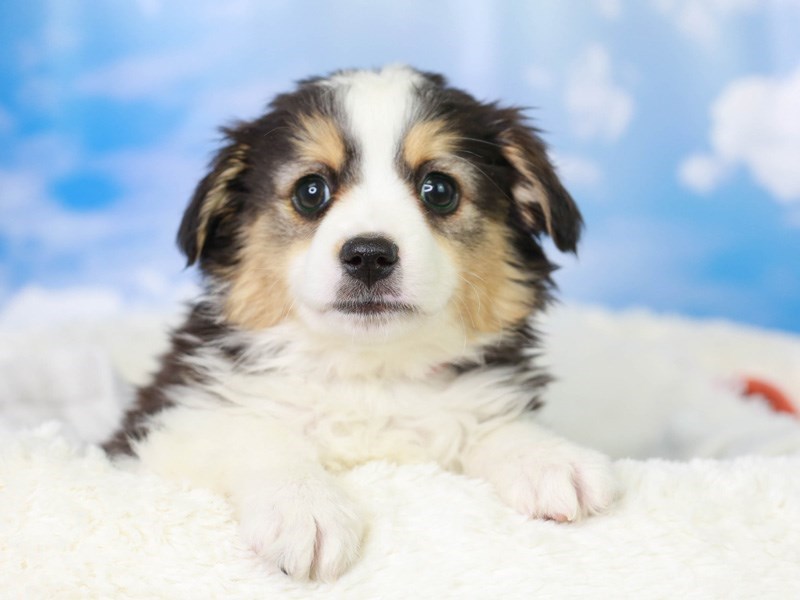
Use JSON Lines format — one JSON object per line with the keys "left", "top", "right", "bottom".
{"left": 1, "top": 305, "right": 800, "bottom": 598}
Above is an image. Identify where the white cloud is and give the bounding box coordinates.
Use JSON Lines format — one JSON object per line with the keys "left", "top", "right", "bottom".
{"left": 566, "top": 45, "right": 634, "bottom": 142}
{"left": 552, "top": 153, "right": 604, "bottom": 189}
{"left": 678, "top": 153, "right": 730, "bottom": 194}
{"left": 14, "top": 132, "right": 80, "bottom": 178}
{"left": 0, "top": 133, "right": 117, "bottom": 251}
{"left": 0, "top": 168, "right": 124, "bottom": 251}
{"left": 195, "top": 0, "right": 284, "bottom": 20}
{"left": 523, "top": 65, "right": 554, "bottom": 91}
{"left": 72, "top": 38, "right": 285, "bottom": 123}
{"left": 0, "top": 132, "right": 190, "bottom": 301}
{"left": 680, "top": 67, "right": 800, "bottom": 203}
{"left": 653, "top": 0, "right": 759, "bottom": 45}
{"left": 75, "top": 50, "right": 220, "bottom": 101}
{"left": 0, "top": 143, "right": 198, "bottom": 312}
{"left": 0, "top": 131, "right": 198, "bottom": 325}
{"left": 0, "top": 163, "right": 194, "bottom": 312}
{"left": 135, "top": 0, "right": 163, "bottom": 17}
{"left": 593, "top": 0, "right": 622, "bottom": 19}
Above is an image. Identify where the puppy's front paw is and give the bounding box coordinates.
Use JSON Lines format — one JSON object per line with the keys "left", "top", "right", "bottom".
{"left": 489, "top": 443, "right": 616, "bottom": 522}
{"left": 238, "top": 477, "right": 364, "bottom": 581}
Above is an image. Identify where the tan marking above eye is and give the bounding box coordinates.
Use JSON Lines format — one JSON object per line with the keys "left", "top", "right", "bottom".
{"left": 293, "top": 114, "right": 347, "bottom": 172}
{"left": 403, "top": 120, "right": 459, "bottom": 169}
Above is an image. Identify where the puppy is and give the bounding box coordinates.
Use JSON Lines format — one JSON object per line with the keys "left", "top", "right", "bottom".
{"left": 104, "top": 65, "right": 615, "bottom": 581}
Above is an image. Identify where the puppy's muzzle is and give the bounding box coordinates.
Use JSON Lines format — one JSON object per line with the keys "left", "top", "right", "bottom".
{"left": 340, "top": 235, "right": 399, "bottom": 288}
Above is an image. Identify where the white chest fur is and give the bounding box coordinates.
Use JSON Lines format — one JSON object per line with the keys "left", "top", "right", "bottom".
{"left": 147, "top": 363, "right": 531, "bottom": 474}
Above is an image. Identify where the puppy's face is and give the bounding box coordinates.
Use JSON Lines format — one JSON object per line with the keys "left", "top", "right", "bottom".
{"left": 179, "top": 66, "right": 581, "bottom": 345}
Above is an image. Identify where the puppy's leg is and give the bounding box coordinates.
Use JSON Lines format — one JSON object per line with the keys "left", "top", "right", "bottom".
{"left": 134, "top": 407, "right": 364, "bottom": 581}
{"left": 463, "top": 417, "right": 617, "bottom": 522}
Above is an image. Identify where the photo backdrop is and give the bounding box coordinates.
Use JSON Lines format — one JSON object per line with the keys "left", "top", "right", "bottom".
{"left": 1, "top": 0, "right": 799, "bottom": 331}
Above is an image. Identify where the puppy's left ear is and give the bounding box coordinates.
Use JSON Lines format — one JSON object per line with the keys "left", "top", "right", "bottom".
{"left": 499, "top": 113, "right": 583, "bottom": 253}
{"left": 177, "top": 133, "right": 250, "bottom": 267}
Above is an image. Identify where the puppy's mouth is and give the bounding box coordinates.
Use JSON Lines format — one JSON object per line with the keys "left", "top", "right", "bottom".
{"left": 329, "top": 280, "right": 417, "bottom": 319}
{"left": 331, "top": 299, "right": 418, "bottom": 316}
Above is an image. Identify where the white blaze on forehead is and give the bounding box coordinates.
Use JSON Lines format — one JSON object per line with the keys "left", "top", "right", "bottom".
{"left": 320, "top": 66, "right": 433, "bottom": 252}
{"left": 336, "top": 65, "right": 422, "bottom": 175}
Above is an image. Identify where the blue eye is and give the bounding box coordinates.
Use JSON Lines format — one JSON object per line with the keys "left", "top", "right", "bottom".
{"left": 292, "top": 175, "right": 331, "bottom": 215}
{"left": 420, "top": 173, "right": 459, "bottom": 214}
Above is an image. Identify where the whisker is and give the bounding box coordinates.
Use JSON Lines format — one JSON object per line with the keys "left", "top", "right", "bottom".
{"left": 467, "top": 161, "right": 516, "bottom": 205}
{"left": 453, "top": 289, "right": 477, "bottom": 331}
{"left": 455, "top": 136, "right": 504, "bottom": 150}
{"left": 261, "top": 126, "right": 290, "bottom": 140}
{"left": 458, "top": 272, "right": 484, "bottom": 316}
{"left": 453, "top": 296, "right": 474, "bottom": 352}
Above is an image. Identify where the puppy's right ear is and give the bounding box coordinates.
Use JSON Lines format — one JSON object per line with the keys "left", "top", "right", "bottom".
{"left": 497, "top": 113, "right": 583, "bottom": 254}
{"left": 178, "top": 137, "right": 249, "bottom": 266}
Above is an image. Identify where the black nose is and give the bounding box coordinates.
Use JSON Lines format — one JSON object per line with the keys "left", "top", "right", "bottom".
{"left": 340, "top": 236, "right": 399, "bottom": 287}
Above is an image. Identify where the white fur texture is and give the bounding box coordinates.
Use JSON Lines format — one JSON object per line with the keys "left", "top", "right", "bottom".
{"left": 2, "top": 304, "right": 800, "bottom": 596}
{"left": 2, "top": 425, "right": 800, "bottom": 598}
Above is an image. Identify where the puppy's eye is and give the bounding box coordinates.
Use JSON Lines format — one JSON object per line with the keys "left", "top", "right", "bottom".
{"left": 292, "top": 175, "right": 331, "bottom": 216}
{"left": 420, "top": 173, "right": 459, "bottom": 214}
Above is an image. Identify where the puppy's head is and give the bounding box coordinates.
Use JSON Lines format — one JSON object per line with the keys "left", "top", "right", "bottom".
{"left": 179, "top": 66, "right": 581, "bottom": 347}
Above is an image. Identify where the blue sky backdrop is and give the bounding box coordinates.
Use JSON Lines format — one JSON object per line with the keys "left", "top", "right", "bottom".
{"left": 1, "top": 0, "right": 799, "bottom": 331}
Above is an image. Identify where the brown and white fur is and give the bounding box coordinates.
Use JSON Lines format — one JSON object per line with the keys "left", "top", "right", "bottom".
{"left": 104, "top": 65, "right": 616, "bottom": 581}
